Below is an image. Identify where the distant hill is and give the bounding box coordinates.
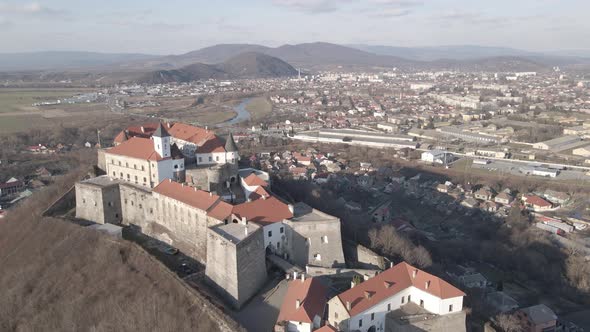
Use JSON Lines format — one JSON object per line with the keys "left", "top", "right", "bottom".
{"left": 347, "top": 44, "right": 538, "bottom": 61}
{"left": 0, "top": 51, "right": 157, "bottom": 71}
{"left": 129, "top": 42, "right": 558, "bottom": 72}
{"left": 138, "top": 52, "right": 297, "bottom": 84}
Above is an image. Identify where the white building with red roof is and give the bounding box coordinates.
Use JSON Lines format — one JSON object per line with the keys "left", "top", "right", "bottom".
{"left": 276, "top": 275, "right": 328, "bottom": 332}
{"left": 115, "top": 122, "right": 238, "bottom": 167}
{"left": 327, "top": 262, "right": 465, "bottom": 332}
{"left": 105, "top": 123, "right": 185, "bottom": 188}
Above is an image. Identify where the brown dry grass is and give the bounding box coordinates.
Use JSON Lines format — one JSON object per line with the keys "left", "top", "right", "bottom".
{"left": 0, "top": 166, "right": 242, "bottom": 332}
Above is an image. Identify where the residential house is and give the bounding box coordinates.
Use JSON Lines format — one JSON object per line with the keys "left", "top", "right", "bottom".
{"left": 515, "top": 304, "right": 557, "bottom": 332}
{"left": 494, "top": 191, "right": 514, "bottom": 205}
{"left": 275, "top": 275, "right": 327, "bottom": 332}
{"left": 522, "top": 195, "right": 553, "bottom": 212}
{"left": 327, "top": 262, "right": 465, "bottom": 332}
{"left": 474, "top": 187, "right": 494, "bottom": 201}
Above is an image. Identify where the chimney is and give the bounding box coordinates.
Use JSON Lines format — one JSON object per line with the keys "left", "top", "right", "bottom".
{"left": 364, "top": 291, "right": 372, "bottom": 299}
{"left": 351, "top": 281, "right": 355, "bottom": 288}
{"left": 241, "top": 217, "right": 247, "bottom": 225}
{"left": 205, "top": 126, "right": 209, "bottom": 132}
{"left": 168, "top": 179, "right": 172, "bottom": 182}
{"left": 288, "top": 204, "right": 294, "bottom": 214}
{"left": 346, "top": 301, "right": 351, "bottom": 311}
{"left": 194, "top": 187, "right": 197, "bottom": 192}
{"left": 262, "top": 195, "right": 266, "bottom": 200}
{"left": 244, "top": 226, "right": 249, "bottom": 236}
{"left": 209, "top": 192, "right": 212, "bottom": 197}
{"left": 390, "top": 261, "right": 394, "bottom": 268}
{"left": 141, "top": 126, "right": 145, "bottom": 133}
{"left": 293, "top": 271, "right": 298, "bottom": 280}
{"left": 412, "top": 269, "right": 418, "bottom": 278}
{"left": 296, "top": 299, "right": 301, "bottom": 309}
{"left": 425, "top": 281, "right": 431, "bottom": 289}
{"left": 300, "top": 273, "right": 305, "bottom": 282}
{"left": 181, "top": 183, "right": 184, "bottom": 187}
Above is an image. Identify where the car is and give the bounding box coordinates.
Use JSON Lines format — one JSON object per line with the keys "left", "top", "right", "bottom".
{"left": 179, "top": 263, "right": 194, "bottom": 275}
{"left": 160, "top": 246, "right": 179, "bottom": 255}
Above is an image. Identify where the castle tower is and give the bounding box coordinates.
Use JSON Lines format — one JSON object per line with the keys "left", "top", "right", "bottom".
{"left": 224, "top": 132, "right": 239, "bottom": 165}
{"left": 152, "top": 123, "right": 171, "bottom": 158}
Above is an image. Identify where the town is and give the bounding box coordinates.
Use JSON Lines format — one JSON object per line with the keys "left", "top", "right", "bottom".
{"left": 2, "top": 47, "right": 590, "bottom": 332}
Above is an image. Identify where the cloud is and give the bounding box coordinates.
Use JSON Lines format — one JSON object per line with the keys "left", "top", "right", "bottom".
{"left": 430, "top": 10, "right": 542, "bottom": 27}
{"left": 364, "top": 0, "right": 422, "bottom": 18}
{"left": 272, "top": 0, "right": 349, "bottom": 14}
{"left": 0, "top": 2, "right": 69, "bottom": 19}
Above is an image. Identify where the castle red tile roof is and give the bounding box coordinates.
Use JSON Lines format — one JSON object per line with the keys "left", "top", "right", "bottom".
{"left": 243, "top": 173, "right": 268, "bottom": 187}
{"left": 232, "top": 196, "right": 293, "bottom": 226}
{"left": 315, "top": 325, "right": 338, "bottom": 332}
{"left": 153, "top": 180, "right": 221, "bottom": 212}
{"left": 207, "top": 200, "right": 233, "bottom": 220}
{"left": 249, "top": 186, "right": 270, "bottom": 200}
{"left": 277, "top": 277, "right": 327, "bottom": 324}
{"left": 113, "top": 123, "right": 163, "bottom": 144}
{"left": 106, "top": 137, "right": 165, "bottom": 161}
{"left": 168, "top": 122, "right": 214, "bottom": 145}
{"left": 197, "top": 136, "right": 225, "bottom": 153}
{"left": 336, "top": 262, "right": 465, "bottom": 317}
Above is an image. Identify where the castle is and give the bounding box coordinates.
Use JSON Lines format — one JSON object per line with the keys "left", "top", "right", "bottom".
{"left": 76, "top": 122, "right": 345, "bottom": 308}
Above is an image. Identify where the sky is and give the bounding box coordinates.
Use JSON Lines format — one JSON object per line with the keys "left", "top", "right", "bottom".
{"left": 0, "top": 0, "right": 588, "bottom": 54}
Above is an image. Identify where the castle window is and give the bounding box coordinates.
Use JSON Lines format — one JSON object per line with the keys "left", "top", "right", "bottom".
{"left": 371, "top": 313, "right": 375, "bottom": 321}
{"left": 120, "top": 172, "right": 123, "bottom": 178}
{"left": 108, "top": 202, "right": 112, "bottom": 207}
{"left": 150, "top": 208, "right": 153, "bottom": 214}
{"left": 449, "top": 304, "right": 453, "bottom": 312}
{"left": 388, "top": 303, "right": 391, "bottom": 311}
{"left": 143, "top": 177, "right": 147, "bottom": 183}
{"left": 209, "top": 156, "right": 212, "bottom": 162}
{"left": 142, "top": 165, "right": 145, "bottom": 171}
{"left": 420, "top": 300, "right": 424, "bottom": 307}
{"left": 335, "top": 312, "right": 338, "bottom": 319}
{"left": 268, "top": 230, "right": 272, "bottom": 237}
{"left": 314, "top": 253, "right": 321, "bottom": 261}
{"left": 139, "top": 204, "right": 142, "bottom": 209}
{"left": 199, "top": 157, "right": 202, "bottom": 163}
{"left": 280, "top": 227, "right": 284, "bottom": 234}
{"left": 216, "top": 156, "right": 219, "bottom": 161}
{"left": 134, "top": 175, "right": 138, "bottom": 183}
{"left": 359, "top": 319, "right": 362, "bottom": 328}
{"left": 126, "top": 162, "right": 128, "bottom": 167}
{"left": 113, "top": 171, "right": 116, "bottom": 177}
{"left": 111, "top": 159, "right": 114, "bottom": 164}
{"left": 408, "top": 295, "right": 411, "bottom": 302}
{"left": 127, "top": 174, "right": 130, "bottom": 180}
{"left": 401, "top": 296, "right": 405, "bottom": 304}
{"left": 174, "top": 165, "right": 178, "bottom": 169}
{"left": 119, "top": 161, "right": 121, "bottom": 166}
{"left": 82, "top": 199, "right": 86, "bottom": 204}
{"left": 131, "top": 201, "right": 134, "bottom": 206}
{"left": 124, "top": 199, "right": 127, "bottom": 204}
{"left": 134, "top": 164, "right": 137, "bottom": 169}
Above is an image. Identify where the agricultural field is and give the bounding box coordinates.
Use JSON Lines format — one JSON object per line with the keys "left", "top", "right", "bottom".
{"left": 0, "top": 88, "right": 110, "bottom": 133}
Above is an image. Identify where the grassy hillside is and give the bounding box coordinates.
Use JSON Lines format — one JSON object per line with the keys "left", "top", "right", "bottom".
{"left": 0, "top": 167, "right": 242, "bottom": 332}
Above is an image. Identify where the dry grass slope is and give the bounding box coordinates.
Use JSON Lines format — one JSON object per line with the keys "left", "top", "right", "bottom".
{"left": 0, "top": 170, "right": 243, "bottom": 332}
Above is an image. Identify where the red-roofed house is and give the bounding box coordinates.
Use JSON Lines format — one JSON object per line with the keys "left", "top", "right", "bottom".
{"left": 522, "top": 195, "right": 553, "bottom": 212}
{"left": 327, "top": 262, "right": 465, "bottom": 332}
{"left": 105, "top": 124, "right": 184, "bottom": 188}
{"left": 241, "top": 172, "right": 269, "bottom": 199}
{"left": 276, "top": 276, "right": 328, "bottom": 332}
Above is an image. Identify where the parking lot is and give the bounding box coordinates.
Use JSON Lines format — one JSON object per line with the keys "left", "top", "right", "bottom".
{"left": 469, "top": 159, "right": 590, "bottom": 181}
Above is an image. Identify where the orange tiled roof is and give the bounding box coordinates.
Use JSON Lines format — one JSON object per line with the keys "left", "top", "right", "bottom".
{"left": 232, "top": 196, "right": 293, "bottom": 226}
{"left": 153, "top": 180, "right": 221, "bottom": 212}
{"left": 106, "top": 137, "right": 165, "bottom": 161}
{"left": 197, "top": 136, "right": 226, "bottom": 153}
{"left": 243, "top": 173, "right": 268, "bottom": 187}
{"left": 168, "top": 122, "right": 214, "bottom": 145}
{"left": 277, "top": 277, "right": 327, "bottom": 324}
{"left": 337, "top": 262, "right": 465, "bottom": 316}
{"left": 249, "top": 186, "right": 270, "bottom": 200}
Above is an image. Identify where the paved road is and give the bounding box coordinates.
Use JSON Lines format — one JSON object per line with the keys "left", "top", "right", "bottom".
{"left": 231, "top": 276, "right": 288, "bottom": 332}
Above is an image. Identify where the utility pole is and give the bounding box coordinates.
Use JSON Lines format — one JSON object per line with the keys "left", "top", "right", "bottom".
{"left": 97, "top": 129, "right": 102, "bottom": 148}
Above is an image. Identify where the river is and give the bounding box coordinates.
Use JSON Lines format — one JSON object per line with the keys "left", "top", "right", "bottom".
{"left": 216, "top": 97, "right": 252, "bottom": 128}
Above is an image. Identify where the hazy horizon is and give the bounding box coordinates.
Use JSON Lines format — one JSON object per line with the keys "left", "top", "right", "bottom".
{"left": 0, "top": 0, "right": 588, "bottom": 55}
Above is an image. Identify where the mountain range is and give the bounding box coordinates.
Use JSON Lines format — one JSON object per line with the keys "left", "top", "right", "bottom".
{"left": 1, "top": 43, "right": 590, "bottom": 83}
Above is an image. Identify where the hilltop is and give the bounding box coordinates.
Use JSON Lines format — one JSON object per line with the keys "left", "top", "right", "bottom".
{"left": 0, "top": 168, "right": 243, "bottom": 332}
{"left": 138, "top": 52, "right": 297, "bottom": 84}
